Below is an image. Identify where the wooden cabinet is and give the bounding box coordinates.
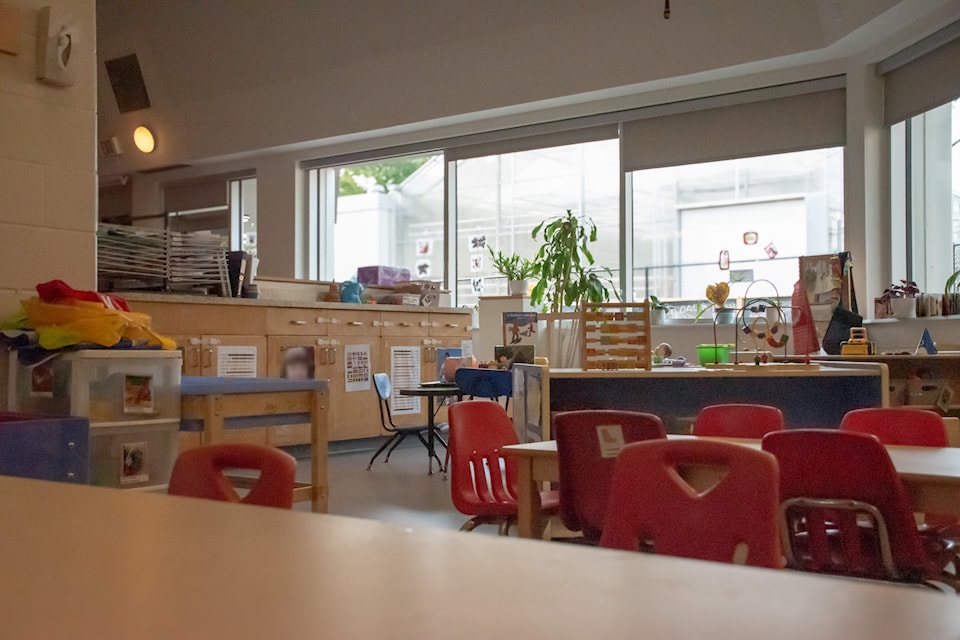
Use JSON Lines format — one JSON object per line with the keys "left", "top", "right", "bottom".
{"left": 128, "top": 295, "right": 471, "bottom": 442}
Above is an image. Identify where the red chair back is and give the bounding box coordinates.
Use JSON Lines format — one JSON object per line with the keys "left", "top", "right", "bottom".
{"left": 840, "top": 408, "right": 947, "bottom": 447}
{"left": 599, "top": 439, "right": 782, "bottom": 568}
{"left": 554, "top": 410, "right": 665, "bottom": 541}
{"left": 693, "top": 404, "right": 784, "bottom": 439}
{"left": 168, "top": 443, "right": 297, "bottom": 509}
{"left": 447, "top": 401, "right": 519, "bottom": 518}
{"left": 762, "top": 429, "right": 927, "bottom": 579}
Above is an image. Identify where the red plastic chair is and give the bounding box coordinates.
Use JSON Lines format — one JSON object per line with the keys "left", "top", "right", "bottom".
{"left": 447, "top": 401, "right": 558, "bottom": 535}
{"left": 554, "top": 410, "right": 666, "bottom": 542}
{"left": 599, "top": 439, "right": 782, "bottom": 568}
{"left": 168, "top": 443, "right": 297, "bottom": 509}
{"left": 693, "top": 404, "right": 784, "bottom": 439}
{"left": 840, "top": 407, "right": 958, "bottom": 535}
{"left": 762, "top": 429, "right": 954, "bottom": 584}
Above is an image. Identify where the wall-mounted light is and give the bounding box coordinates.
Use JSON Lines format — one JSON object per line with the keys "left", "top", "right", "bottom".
{"left": 133, "top": 125, "right": 156, "bottom": 153}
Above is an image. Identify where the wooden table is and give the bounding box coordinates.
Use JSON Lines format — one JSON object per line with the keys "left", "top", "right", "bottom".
{"left": 180, "top": 377, "right": 329, "bottom": 512}
{"left": 399, "top": 384, "right": 460, "bottom": 475}
{"left": 503, "top": 435, "right": 960, "bottom": 539}
{"left": 1, "top": 476, "right": 958, "bottom": 639}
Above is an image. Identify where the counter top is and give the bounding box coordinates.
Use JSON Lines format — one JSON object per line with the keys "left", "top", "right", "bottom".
{"left": 116, "top": 291, "right": 471, "bottom": 315}
{"left": 542, "top": 363, "right": 884, "bottom": 378}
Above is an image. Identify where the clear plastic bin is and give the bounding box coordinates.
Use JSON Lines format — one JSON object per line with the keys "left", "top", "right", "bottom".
{"left": 88, "top": 420, "right": 179, "bottom": 488}
{"left": 12, "top": 350, "right": 181, "bottom": 425}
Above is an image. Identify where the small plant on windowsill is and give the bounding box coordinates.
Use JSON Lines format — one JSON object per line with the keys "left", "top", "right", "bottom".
{"left": 488, "top": 247, "right": 535, "bottom": 296}
{"left": 881, "top": 280, "right": 919, "bottom": 319}
{"left": 648, "top": 295, "right": 670, "bottom": 324}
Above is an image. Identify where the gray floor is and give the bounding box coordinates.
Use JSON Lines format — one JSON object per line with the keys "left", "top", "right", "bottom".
{"left": 292, "top": 437, "right": 469, "bottom": 532}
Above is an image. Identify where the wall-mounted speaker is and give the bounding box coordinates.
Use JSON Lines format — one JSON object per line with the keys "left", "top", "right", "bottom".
{"left": 104, "top": 53, "right": 150, "bottom": 113}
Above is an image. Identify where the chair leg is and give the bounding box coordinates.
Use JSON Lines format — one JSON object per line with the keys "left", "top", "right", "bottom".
{"left": 498, "top": 519, "right": 513, "bottom": 536}
{"left": 459, "top": 518, "right": 480, "bottom": 532}
{"left": 366, "top": 434, "right": 400, "bottom": 470}
{"left": 414, "top": 431, "right": 445, "bottom": 470}
{"left": 383, "top": 433, "right": 408, "bottom": 463}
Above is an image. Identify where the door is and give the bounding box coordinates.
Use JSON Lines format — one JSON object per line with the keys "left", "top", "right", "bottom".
{"left": 323, "top": 336, "right": 383, "bottom": 441}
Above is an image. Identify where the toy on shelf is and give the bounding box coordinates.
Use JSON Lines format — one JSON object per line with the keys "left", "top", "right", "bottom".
{"left": 840, "top": 327, "right": 875, "bottom": 356}
{"left": 580, "top": 301, "right": 653, "bottom": 370}
{"left": 707, "top": 279, "right": 802, "bottom": 366}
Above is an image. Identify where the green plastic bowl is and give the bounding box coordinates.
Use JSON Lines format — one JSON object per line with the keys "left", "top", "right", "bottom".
{"left": 696, "top": 344, "right": 734, "bottom": 366}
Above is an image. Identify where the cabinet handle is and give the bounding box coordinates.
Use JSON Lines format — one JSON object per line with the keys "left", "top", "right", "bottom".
{"left": 66, "top": 472, "right": 75, "bottom": 480}
{"left": 420, "top": 321, "right": 431, "bottom": 328}
{"left": 347, "top": 321, "right": 363, "bottom": 326}
{"left": 445, "top": 323, "right": 460, "bottom": 328}
{"left": 327, "top": 348, "right": 337, "bottom": 365}
{"left": 290, "top": 320, "right": 307, "bottom": 326}
{"left": 316, "top": 317, "right": 328, "bottom": 324}
{"left": 399, "top": 322, "right": 413, "bottom": 327}
{"left": 67, "top": 441, "right": 76, "bottom": 449}
{"left": 318, "top": 348, "right": 328, "bottom": 365}
{"left": 187, "top": 347, "right": 200, "bottom": 368}
{"left": 203, "top": 348, "right": 213, "bottom": 368}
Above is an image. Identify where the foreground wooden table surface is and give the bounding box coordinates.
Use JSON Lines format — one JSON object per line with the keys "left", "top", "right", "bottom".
{"left": 0, "top": 477, "right": 957, "bottom": 640}
{"left": 503, "top": 435, "right": 960, "bottom": 539}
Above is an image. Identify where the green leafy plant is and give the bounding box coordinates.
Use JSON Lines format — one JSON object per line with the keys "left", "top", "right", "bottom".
{"left": 487, "top": 247, "right": 535, "bottom": 281}
{"left": 529, "top": 209, "right": 618, "bottom": 312}
{"left": 648, "top": 295, "right": 669, "bottom": 311}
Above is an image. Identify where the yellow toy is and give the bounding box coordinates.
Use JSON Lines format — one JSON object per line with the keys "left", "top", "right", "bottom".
{"left": 840, "top": 327, "right": 875, "bottom": 356}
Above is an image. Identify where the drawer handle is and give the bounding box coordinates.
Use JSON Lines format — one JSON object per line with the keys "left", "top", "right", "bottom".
{"left": 347, "top": 321, "right": 364, "bottom": 326}
{"left": 399, "top": 322, "right": 413, "bottom": 327}
{"left": 446, "top": 323, "right": 460, "bottom": 328}
{"left": 290, "top": 320, "right": 307, "bottom": 326}
{"left": 66, "top": 472, "right": 75, "bottom": 480}
{"left": 316, "top": 317, "right": 328, "bottom": 324}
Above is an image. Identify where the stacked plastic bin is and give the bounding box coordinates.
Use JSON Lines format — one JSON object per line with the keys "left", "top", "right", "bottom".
{"left": 8, "top": 350, "right": 182, "bottom": 489}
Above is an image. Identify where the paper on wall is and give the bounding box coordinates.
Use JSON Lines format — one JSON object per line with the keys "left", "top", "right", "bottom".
{"left": 390, "top": 346, "right": 421, "bottom": 415}
{"left": 345, "top": 344, "right": 372, "bottom": 392}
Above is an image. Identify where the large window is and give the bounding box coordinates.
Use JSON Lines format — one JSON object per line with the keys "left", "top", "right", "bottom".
{"left": 455, "top": 138, "right": 620, "bottom": 307}
{"left": 890, "top": 98, "right": 960, "bottom": 291}
{"left": 631, "top": 148, "right": 845, "bottom": 306}
{"left": 310, "top": 154, "right": 444, "bottom": 283}
{"left": 166, "top": 176, "right": 257, "bottom": 254}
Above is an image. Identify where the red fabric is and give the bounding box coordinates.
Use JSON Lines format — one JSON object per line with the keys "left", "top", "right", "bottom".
{"left": 762, "top": 429, "right": 933, "bottom": 580}
{"left": 36, "top": 280, "right": 130, "bottom": 311}
{"left": 554, "top": 410, "right": 665, "bottom": 541}
{"left": 790, "top": 279, "right": 819, "bottom": 355}
{"left": 168, "top": 444, "right": 296, "bottom": 509}
{"left": 447, "top": 401, "right": 558, "bottom": 519}
{"left": 693, "top": 404, "right": 785, "bottom": 439}
{"left": 599, "top": 439, "right": 782, "bottom": 569}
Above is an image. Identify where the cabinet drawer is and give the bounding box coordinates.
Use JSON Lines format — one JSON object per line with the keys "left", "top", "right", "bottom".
{"left": 266, "top": 308, "right": 329, "bottom": 336}
{"left": 428, "top": 313, "right": 472, "bottom": 337}
{"left": 379, "top": 312, "right": 426, "bottom": 337}
{"left": 327, "top": 310, "right": 380, "bottom": 336}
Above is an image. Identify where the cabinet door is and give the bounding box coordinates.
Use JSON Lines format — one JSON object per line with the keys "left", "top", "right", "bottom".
{"left": 323, "top": 336, "right": 384, "bottom": 440}
{"left": 380, "top": 338, "right": 432, "bottom": 428}
{"left": 266, "top": 335, "right": 326, "bottom": 446}
{"left": 200, "top": 335, "right": 268, "bottom": 377}
{"left": 166, "top": 334, "right": 202, "bottom": 376}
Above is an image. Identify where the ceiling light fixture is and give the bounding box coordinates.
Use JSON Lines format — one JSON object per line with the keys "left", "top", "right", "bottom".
{"left": 133, "top": 125, "right": 156, "bottom": 153}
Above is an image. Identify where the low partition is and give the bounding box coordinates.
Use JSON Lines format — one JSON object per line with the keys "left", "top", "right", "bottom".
{"left": 513, "top": 362, "right": 888, "bottom": 442}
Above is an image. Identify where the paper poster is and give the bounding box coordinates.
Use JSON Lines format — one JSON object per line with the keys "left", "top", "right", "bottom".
{"left": 503, "top": 311, "right": 538, "bottom": 347}
{"left": 468, "top": 234, "right": 487, "bottom": 251}
{"left": 596, "top": 424, "right": 626, "bottom": 459}
{"left": 390, "top": 346, "right": 421, "bottom": 415}
{"left": 416, "top": 238, "right": 433, "bottom": 256}
{"left": 121, "top": 441, "right": 149, "bottom": 485}
{"left": 461, "top": 340, "right": 474, "bottom": 358}
{"left": 471, "top": 277, "right": 485, "bottom": 295}
{"left": 415, "top": 259, "right": 432, "bottom": 278}
{"left": 123, "top": 375, "right": 154, "bottom": 414}
{"left": 470, "top": 254, "right": 484, "bottom": 272}
{"left": 217, "top": 346, "right": 258, "bottom": 378}
{"left": 29, "top": 361, "right": 54, "bottom": 397}
{"left": 345, "top": 344, "right": 372, "bottom": 392}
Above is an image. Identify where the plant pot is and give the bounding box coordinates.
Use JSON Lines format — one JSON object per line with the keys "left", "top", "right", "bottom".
{"left": 715, "top": 308, "right": 736, "bottom": 325}
{"left": 650, "top": 308, "right": 666, "bottom": 325}
{"left": 508, "top": 280, "right": 528, "bottom": 296}
{"left": 889, "top": 297, "right": 917, "bottom": 319}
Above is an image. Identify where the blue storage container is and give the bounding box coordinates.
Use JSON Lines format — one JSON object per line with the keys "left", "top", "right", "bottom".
{"left": 0, "top": 413, "right": 89, "bottom": 483}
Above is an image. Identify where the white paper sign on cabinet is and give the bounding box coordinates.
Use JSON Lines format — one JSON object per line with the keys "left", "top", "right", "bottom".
{"left": 345, "top": 344, "right": 371, "bottom": 393}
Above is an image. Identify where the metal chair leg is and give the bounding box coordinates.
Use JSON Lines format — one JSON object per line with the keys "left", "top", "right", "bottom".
{"left": 415, "top": 431, "right": 445, "bottom": 470}
{"left": 383, "top": 432, "right": 408, "bottom": 463}
{"left": 366, "top": 434, "right": 400, "bottom": 470}
{"left": 459, "top": 518, "right": 480, "bottom": 532}
{"left": 498, "top": 519, "right": 513, "bottom": 536}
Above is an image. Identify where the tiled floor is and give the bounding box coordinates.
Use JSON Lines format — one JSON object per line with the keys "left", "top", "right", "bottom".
{"left": 293, "top": 438, "right": 469, "bottom": 532}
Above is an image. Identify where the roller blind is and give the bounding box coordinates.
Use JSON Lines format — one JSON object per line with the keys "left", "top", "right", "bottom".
{"left": 621, "top": 86, "right": 846, "bottom": 172}
{"left": 445, "top": 124, "right": 618, "bottom": 162}
{"left": 881, "top": 21, "right": 960, "bottom": 126}
{"left": 163, "top": 177, "right": 229, "bottom": 212}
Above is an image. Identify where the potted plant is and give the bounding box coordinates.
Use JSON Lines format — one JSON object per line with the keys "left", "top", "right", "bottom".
{"left": 882, "top": 280, "right": 919, "bottom": 319}
{"left": 945, "top": 270, "right": 960, "bottom": 316}
{"left": 530, "top": 209, "right": 618, "bottom": 312}
{"left": 488, "top": 247, "right": 535, "bottom": 296}
{"left": 648, "top": 295, "right": 669, "bottom": 325}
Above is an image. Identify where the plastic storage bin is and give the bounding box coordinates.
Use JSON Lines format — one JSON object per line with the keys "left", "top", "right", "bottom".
{"left": 10, "top": 350, "right": 182, "bottom": 425}
{"left": 0, "top": 412, "right": 89, "bottom": 483}
{"left": 88, "top": 420, "right": 179, "bottom": 488}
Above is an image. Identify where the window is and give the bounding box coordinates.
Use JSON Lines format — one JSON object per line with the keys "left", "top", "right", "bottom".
{"left": 454, "top": 138, "right": 620, "bottom": 307}
{"left": 231, "top": 177, "right": 258, "bottom": 255}
{"left": 631, "top": 148, "right": 845, "bottom": 306}
{"left": 890, "top": 98, "right": 960, "bottom": 290}
{"left": 166, "top": 176, "right": 257, "bottom": 255}
{"left": 309, "top": 154, "right": 444, "bottom": 283}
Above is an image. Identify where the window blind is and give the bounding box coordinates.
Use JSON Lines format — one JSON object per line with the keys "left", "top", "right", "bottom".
{"left": 880, "top": 20, "right": 960, "bottom": 126}
{"left": 445, "top": 124, "right": 618, "bottom": 162}
{"left": 621, "top": 84, "right": 846, "bottom": 172}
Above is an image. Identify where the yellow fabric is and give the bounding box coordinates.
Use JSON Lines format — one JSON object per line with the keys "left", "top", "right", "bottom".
{"left": 19, "top": 298, "right": 176, "bottom": 351}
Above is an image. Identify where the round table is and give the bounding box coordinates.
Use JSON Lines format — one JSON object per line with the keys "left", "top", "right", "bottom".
{"left": 399, "top": 385, "right": 461, "bottom": 474}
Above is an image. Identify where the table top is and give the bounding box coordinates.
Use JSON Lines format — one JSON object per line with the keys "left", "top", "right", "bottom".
{"left": 1, "top": 476, "right": 958, "bottom": 640}
{"left": 181, "top": 376, "right": 327, "bottom": 395}
{"left": 399, "top": 384, "right": 461, "bottom": 397}
{"left": 503, "top": 435, "right": 960, "bottom": 484}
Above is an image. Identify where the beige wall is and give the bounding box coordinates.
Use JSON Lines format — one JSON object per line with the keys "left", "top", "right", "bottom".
{"left": 0, "top": 0, "right": 97, "bottom": 318}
